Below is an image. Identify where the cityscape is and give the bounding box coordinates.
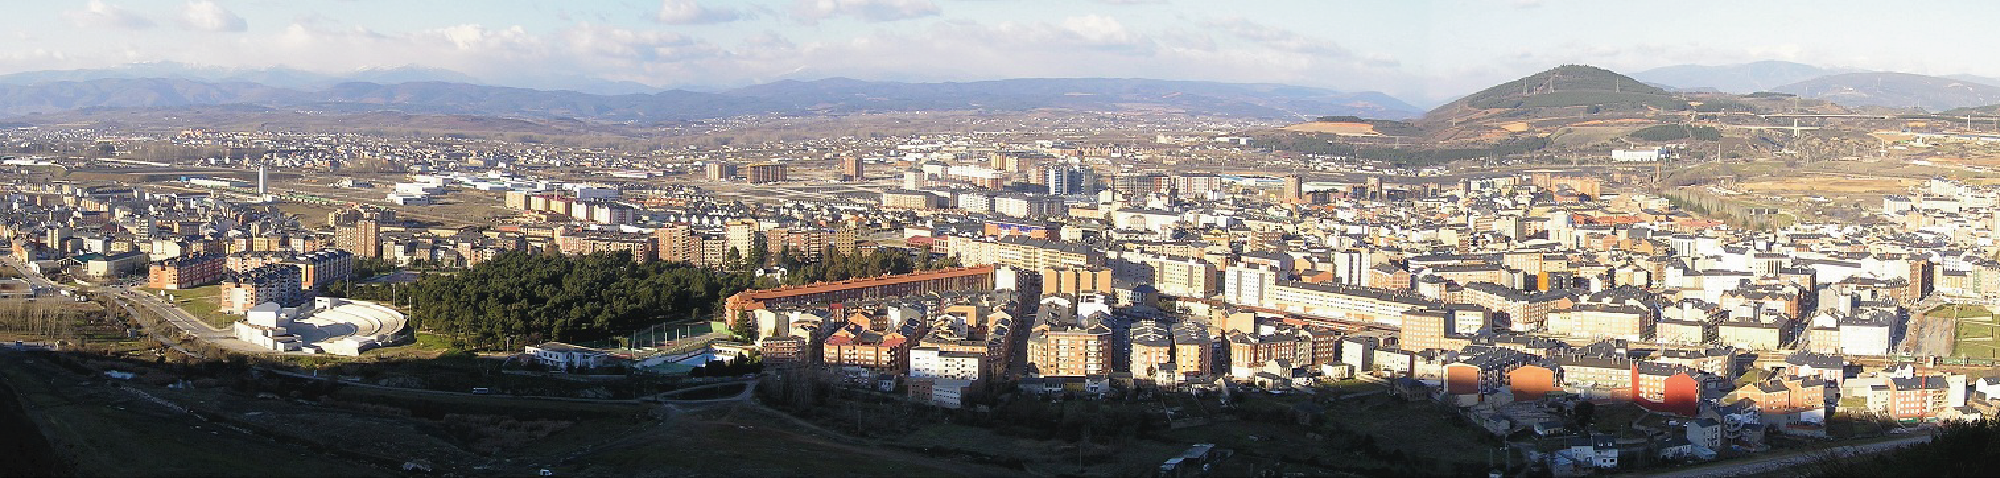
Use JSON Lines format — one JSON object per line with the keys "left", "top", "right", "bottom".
{"left": 11, "top": 1, "right": 2000, "bottom": 478}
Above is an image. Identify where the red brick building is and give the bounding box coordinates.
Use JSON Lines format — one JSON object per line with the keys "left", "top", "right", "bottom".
{"left": 146, "top": 252, "right": 226, "bottom": 289}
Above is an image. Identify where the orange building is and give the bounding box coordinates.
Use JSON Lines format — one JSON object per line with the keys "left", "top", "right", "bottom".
{"left": 1507, "top": 365, "right": 1558, "bottom": 401}
{"left": 724, "top": 266, "right": 996, "bottom": 327}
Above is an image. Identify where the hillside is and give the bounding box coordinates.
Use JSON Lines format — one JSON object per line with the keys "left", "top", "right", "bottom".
{"left": 0, "top": 76, "right": 1420, "bottom": 123}
{"left": 1773, "top": 72, "right": 2000, "bottom": 112}
{"left": 1419, "top": 65, "right": 1690, "bottom": 141}
{"left": 1633, "top": 61, "right": 1859, "bottom": 93}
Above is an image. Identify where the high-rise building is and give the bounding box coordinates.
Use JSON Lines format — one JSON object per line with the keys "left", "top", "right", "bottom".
{"left": 841, "top": 157, "right": 864, "bottom": 181}
{"left": 1046, "top": 166, "right": 1090, "bottom": 195}
{"left": 1282, "top": 175, "right": 1303, "bottom": 203}
{"left": 704, "top": 163, "right": 738, "bottom": 181}
{"left": 725, "top": 219, "right": 760, "bottom": 261}
{"left": 745, "top": 163, "right": 788, "bottom": 183}
{"left": 330, "top": 206, "right": 393, "bottom": 259}
{"left": 655, "top": 223, "right": 702, "bottom": 264}
{"left": 334, "top": 219, "right": 381, "bottom": 259}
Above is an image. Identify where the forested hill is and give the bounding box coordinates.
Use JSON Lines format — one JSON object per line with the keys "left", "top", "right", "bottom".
{"left": 369, "top": 248, "right": 960, "bottom": 350}
{"left": 1416, "top": 64, "right": 1692, "bottom": 141}
{"left": 398, "top": 252, "right": 764, "bottom": 350}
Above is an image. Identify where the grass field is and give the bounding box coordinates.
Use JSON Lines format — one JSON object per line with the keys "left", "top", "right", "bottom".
{"left": 154, "top": 284, "right": 235, "bottom": 329}
{"left": 1940, "top": 305, "right": 2000, "bottom": 359}
{"left": 567, "top": 404, "right": 1005, "bottom": 477}
{"left": 362, "top": 331, "right": 456, "bottom": 360}
{"left": 0, "top": 356, "right": 390, "bottom": 477}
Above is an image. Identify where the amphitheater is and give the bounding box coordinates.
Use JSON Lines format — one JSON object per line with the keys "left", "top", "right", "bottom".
{"left": 233, "top": 297, "right": 407, "bottom": 355}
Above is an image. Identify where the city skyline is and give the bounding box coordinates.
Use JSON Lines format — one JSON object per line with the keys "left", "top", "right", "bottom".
{"left": 6, "top": 0, "right": 2000, "bottom": 105}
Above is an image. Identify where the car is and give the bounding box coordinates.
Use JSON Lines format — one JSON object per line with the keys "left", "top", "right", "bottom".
{"left": 470, "top": 387, "right": 492, "bottom": 395}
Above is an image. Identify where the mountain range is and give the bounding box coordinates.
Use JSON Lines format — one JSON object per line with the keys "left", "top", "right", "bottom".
{"left": 1633, "top": 61, "right": 2000, "bottom": 112}
{"left": 1771, "top": 72, "right": 2000, "bottom": 112}
{"left": 0, "top": 75, "right": 1422, "bottom": 123}
{"left": 1631, "top": 61, "right": 1862, "bottom": 94}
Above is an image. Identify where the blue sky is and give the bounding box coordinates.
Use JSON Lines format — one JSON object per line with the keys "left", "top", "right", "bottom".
{"left": 4, "top": 0, "right": 1994, "bottom": 105}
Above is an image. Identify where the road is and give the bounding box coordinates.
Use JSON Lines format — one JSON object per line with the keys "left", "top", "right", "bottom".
{"left": 1647, "top": 434, "right": 1932, "bottom": 478}
{"left": 1, "top": 256, "right": 57, "bottom": 290}
{"left": 101, "top": 286, "right": 270, "bottom": 355}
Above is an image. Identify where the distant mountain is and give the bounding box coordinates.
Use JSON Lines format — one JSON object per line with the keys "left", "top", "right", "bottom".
{"left": 0, "top": 78, "right": 297, "bottom": 114}
{"left": 1633, "top": 61, "right": 1861, "bottom": 94}
{"left": 723, "top": 77, "right": 1419, "bottom": 119}
{"left": 1945, "top": 74, "right": 2000, "bottom": 88}
{"left": 0, "top": 62, "right": 485, "bottom": 91}
{"left": 0, "top": 76, "right": 1418, "bottom": 122}
{"left": 1773, "top": 72, "right": 2000, "bottom": 111}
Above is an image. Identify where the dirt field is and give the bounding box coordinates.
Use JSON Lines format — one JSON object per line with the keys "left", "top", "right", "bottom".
{"left": 1735, "top": 176, "right": 1917, "bottom": 195}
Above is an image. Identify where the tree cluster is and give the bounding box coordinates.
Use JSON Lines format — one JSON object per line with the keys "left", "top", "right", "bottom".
{"left": 775, "top": 248, "right": 959, "bottom": 286}
{"left": 398, "top": 251, "right": 763, "bottom": 350}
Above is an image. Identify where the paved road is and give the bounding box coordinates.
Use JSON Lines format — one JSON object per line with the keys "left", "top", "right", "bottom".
{"left": 1648, "top": 435, "right": 1932, "bottom": 478}
{"left": 102, "top": 286, "right": 271, "bottom": 354}
{"left": 0, "top": 256, "right": 57, "bottom": 290}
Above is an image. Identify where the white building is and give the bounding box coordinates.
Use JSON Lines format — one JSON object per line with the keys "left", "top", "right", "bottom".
{"left": 910, "top": 347, "right": 982, "bottom": 380}
{"left": 1838, "top": 314, "right": 1894, "bottom": 356}
{"left": 1223, "top": 265, "right": 1279, "bottom": 308}
{"left": 387, "top": 194, "right": 433, "bottom": 206}
{"left": 1611, "top": 147, "right": 1668, "bottom": 162}
{"left": 232, "top": 298, "right": 405, "bottom": 355}
{"left": 524, "top": 342, "right": 613, "bottom": 372}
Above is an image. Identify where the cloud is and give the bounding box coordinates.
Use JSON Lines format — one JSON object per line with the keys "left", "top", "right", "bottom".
{"left": 563, "top": 24, "right": 718, "bottom": 62}
{"left": 179, "top": 0, "right": 247, "bottom": 32}
{"left": 1096, "top": 0, "right": 1167, "bottom": 4}
{"left": 1509, "top": 0, "right": 1545, "bottom": 8}
{"left": 657, "top": 0, "right": 743, "bottom": 25}
{"left": 1204, "top": 17, "right": 1398, "bottom": 67}
{"left": 792, "top": 0, "right": 941, "bottom": 23}
{"left": 62, "top": 0, "right": 155, "bottom": 30}
{"left": 1058, "top": 15, "right": 1144, "bottom": 48}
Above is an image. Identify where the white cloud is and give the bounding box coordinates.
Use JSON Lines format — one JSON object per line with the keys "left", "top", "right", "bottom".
{"left": 1204, "top": 17, "right": 1398, "bottom": 67}
{"left": 179, "top": 0, "right": 247, "bottom": 32}
{"left": 792, "top": 0, "right": 941, "bottom": 23}
{"left": 657, "top": 0, "right": 743, "bottom": 25}
{"left": 62, "top": 0, "right": 155, "bottom": 30}
{"left": 1060, "top": 15, "right": 1141, "bottom": 47}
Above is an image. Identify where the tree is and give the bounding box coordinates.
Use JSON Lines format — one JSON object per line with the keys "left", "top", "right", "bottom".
{"left": 746, "top": 234, "right": 770, "bottom": 268}
{"left": 732, "top": 315, "right": 758, "bottom": 339}
{"left": 1573, "top": 401, "right": 1596, "bottom": 431}
{"left": 723, "top": 247, "right": 743, "bottom": 270}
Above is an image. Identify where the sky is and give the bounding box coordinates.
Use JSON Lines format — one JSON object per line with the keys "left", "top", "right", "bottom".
{"left": 4, "top": 0, "right": 1997, "bottom": 106}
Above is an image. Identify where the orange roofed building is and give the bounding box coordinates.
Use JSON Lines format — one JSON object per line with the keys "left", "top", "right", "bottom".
{"left": 823, "top": 323, "right": 911, "bottom": 371}
{"left": 724, "top": 266, "right": 997, "bottom": 327}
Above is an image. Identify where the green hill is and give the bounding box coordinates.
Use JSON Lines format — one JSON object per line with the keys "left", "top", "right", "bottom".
{"left": 1417, "top": 65, "right": 1693, "bottom": 141}
{"left": 1458, "top": 65, "right": 1676, "bottom": 109}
